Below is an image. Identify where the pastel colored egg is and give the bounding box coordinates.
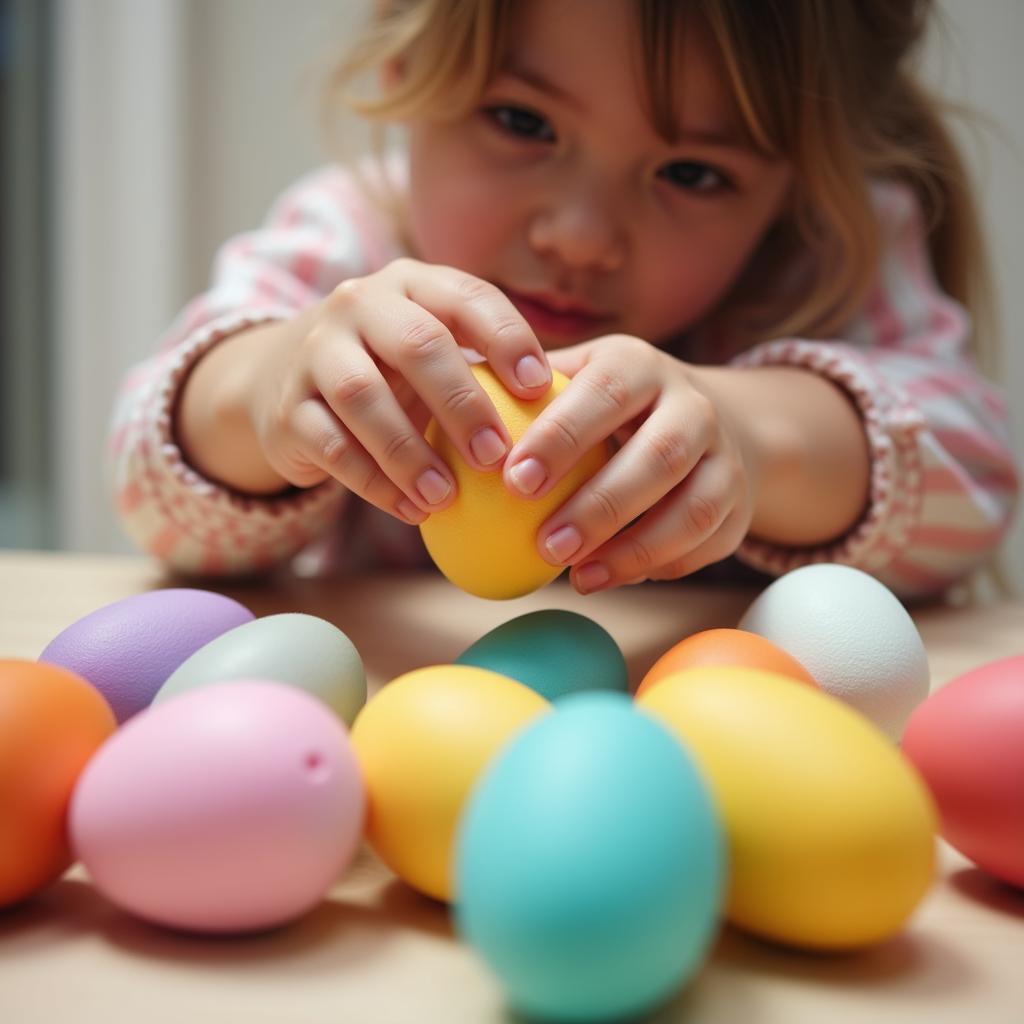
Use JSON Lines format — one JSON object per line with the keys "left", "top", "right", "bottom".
{"left": 39, "top": 589, "right": 254, "bottom": 722}
{"left": 350, "top": 664, "right": 549, "bottom": 901}
{"left": 0, "top": 660, "right": 117, "bottom": 908}
{"left": 638, "top": 666, "right": 937, "bottom": 950}
{"left": 635, "top": 628, "right": 817, "bottom": 699}
{"left": 420, "top": 364, "right": 609, "bottom": 599}
{"left": 456, "top": 609, "right": 628, "bottom": 702}
{"left": 739, "top": 564, "right": 929, "bottom": 739}
{"left": 456, "top": 692, "right": 724, "bottom": 1022}
{"left": 69, "top": 680, "right": 364, "bottom": 933}
{"left": 901, "top": 654, "right": 1024, "bottom": 888}
{"left": 156, "top": 613, "right": 366, "bottom": 726}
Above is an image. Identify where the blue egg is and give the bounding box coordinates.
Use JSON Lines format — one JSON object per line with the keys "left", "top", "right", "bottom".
{"left": 454, "top": 692, "right": 724, "bottom": 1022}
{"left": 455, "top": 610, "right": 628, "bottom": 702}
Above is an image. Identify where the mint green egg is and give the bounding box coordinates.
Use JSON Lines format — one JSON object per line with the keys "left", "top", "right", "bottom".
{"left": 455, "top": 692, "right": 725, "bottom": 1021}
{"left": 455, "top": 610, "right": 627, "bottom": 702}
{"left": 155, "top": 613, "right": 365, "bottom": 726}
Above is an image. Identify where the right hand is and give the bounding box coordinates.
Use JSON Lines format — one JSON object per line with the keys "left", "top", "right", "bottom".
{"left": 247, "top": 258, "right": 551, "bottom": 524}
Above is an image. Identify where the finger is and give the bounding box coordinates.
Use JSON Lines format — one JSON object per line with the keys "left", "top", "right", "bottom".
{"left": 280, "top": 397, "right": 428, "bottom": 525}
{"left": 504, "top": 341, "right": 660, "bottom": 501}
{"left": 567, "top": 455, "right": 738, "bottom": 593}
{"left": 546, "top": 339, "right": 600, "bottom": 379}
{"left": 390, "top": 381, "right": 436, "bottom": 447}
{"left": 384, "top": 370, "right": 433, "bottom": 434}
{"left": 308, "top": 342, "right": 460, "bottom": 514}
{"left": 399, "top": 262, "right": 552, "bottom": 397}
{"left": 334, "top": 289, "right": 513, "bottom": 472}
{"left": 535, "top": 404, "right": 710, "bottom": 567}
{"left": 644, "top": 510, "right": 749, "bottom": 580}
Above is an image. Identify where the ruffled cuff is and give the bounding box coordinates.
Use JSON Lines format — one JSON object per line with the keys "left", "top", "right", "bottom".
{"left": 111, "top": 309, "right": 347, "bottom": 576}
{"left": 729, "top": 339, "right": 927, "bottom": 582}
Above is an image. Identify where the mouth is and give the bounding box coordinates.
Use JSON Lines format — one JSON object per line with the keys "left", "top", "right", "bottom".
{"left": 503, "top": 287, "right": 613, "bottom": 339}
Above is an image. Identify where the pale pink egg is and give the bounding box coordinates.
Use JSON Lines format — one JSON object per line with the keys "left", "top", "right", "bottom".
{"left": 70, "top": 679, "right": 364, "bottom": 933}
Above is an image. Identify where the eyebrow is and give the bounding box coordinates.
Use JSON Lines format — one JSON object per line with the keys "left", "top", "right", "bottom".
{"left": 503, "top": 63, "right": 585, "bottom": 113}
{"left": 501, "top": 62, "right": 755, "bottom": 154}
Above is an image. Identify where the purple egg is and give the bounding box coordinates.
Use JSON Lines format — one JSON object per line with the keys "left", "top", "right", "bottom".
{"left": 39, "top": 589, "right": 254, "bottom": 722}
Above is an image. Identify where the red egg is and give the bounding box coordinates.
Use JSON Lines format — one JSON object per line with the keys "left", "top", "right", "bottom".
{"left": 901, "top": 655, "right": 1024, "bottom": 888}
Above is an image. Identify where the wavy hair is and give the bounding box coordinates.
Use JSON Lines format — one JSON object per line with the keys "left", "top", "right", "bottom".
{"left": 327, "top": 0, "right": 994, "bottom": 369}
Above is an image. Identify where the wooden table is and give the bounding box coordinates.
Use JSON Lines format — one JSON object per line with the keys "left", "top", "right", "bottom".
{"left": 1, "top": 550, "right": 1022, "bottom": 1024}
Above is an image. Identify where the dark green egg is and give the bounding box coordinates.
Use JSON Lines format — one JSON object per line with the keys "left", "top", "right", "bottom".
{"left": 456, "top": 609, "right": 628, "bottom": 702}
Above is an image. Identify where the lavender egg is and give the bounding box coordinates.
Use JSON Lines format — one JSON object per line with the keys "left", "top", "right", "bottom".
{"left": 39, "top": 589, "right": 254, "bottom": 723}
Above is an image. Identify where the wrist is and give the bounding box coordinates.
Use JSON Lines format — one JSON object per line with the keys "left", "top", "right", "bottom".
{"left": 688, "top": 362, "right": 871, "bottom": 546}
{"left": 176, "top": 320, "right": 294, "bottom": 495}
{"left": 686, "top": 362, "right": 775, "bottom": 496}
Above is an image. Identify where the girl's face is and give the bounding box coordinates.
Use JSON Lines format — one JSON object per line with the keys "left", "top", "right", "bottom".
{"left": 404, "top": 0, "right": 793, "bottom": 350}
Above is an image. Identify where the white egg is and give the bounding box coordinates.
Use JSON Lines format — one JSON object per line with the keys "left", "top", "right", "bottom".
{"left": 155, "top": 613, "right": 365, "bottom": 726}
{"left": 738, "top": 564, "right": 929, "bottom": 740}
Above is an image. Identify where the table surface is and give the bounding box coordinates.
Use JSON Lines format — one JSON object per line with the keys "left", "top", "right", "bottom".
{"left": 1, "top": 549, "right": 1023, "bottom": 1024}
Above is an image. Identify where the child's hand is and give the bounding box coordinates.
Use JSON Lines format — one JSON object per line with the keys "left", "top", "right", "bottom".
{"left": 502, "top": 335, "right": 761, "bottom": 593}
{"left": 247, "top": 258, "right": 550, "bottom": 523}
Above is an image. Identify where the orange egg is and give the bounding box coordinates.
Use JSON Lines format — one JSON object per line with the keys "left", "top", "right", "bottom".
{"left": 634, "top": 628, "right": 817, "bottom": 699}
{"left": 0, "top": 659, "right": 116, "bottom": 907}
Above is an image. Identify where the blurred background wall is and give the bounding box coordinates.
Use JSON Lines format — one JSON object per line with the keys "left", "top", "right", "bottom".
{"left": 2, "top": 0, "right": 1022, "bottom": 587}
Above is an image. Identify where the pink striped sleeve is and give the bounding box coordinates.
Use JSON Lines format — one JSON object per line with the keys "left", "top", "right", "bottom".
{"left": 108, "top": 161, "right": 405, "bottom": 576}
{"left": 731, "top": 182, "right": 1019, "bottom": 598}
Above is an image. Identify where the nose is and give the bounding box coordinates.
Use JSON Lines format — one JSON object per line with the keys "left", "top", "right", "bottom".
{"left": 527, "top": 186, "right": 625, "bottom": 274}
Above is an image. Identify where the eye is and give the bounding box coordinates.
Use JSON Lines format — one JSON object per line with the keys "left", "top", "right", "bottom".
{"left": 484, "top": 104, "right": 556, "bottom": 143}
{"left": 659, "top": 160, "right": 732, "bottom": 193}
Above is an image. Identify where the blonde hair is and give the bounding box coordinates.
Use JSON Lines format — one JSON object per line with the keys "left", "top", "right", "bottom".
{"left": 327, "top": 0, "right": 995, "bottom": 370}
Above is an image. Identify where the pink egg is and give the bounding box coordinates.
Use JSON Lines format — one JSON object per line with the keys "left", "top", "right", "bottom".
{"left": 901, "top": 655, "right": 1024, "bottom": 888}
{"left": 70, "top": 680, "right": 365, "bottom": 933}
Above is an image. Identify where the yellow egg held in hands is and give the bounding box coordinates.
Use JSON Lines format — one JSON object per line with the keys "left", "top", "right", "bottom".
{"left": 420, "top": 364, "right": 610, "bottom": 599}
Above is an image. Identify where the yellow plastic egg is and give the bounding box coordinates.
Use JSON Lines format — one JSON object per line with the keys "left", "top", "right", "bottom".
{"left": 637, "top": 666, "right": 937, "bottom": 950}
{"left": 350, "top": 664, "right": 549, "bottom": 901}
{"left": 419, "top": 364, "right": 609, "bottom": 599}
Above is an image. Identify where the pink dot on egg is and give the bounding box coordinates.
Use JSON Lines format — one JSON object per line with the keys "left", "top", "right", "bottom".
{"left": 304, "top": 750, "right": 331, "bottom": 784}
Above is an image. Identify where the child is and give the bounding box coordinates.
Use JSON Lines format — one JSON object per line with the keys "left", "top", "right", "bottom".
{"left": 109, "top": 0, "right": 1019, "bottom": 600}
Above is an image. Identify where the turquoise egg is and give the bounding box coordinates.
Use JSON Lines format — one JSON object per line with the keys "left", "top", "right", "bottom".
{"left": 454, "top": 692, "right": 724, "bottom": 1022}
{"left": 455, "top": 610, "right": 627, "bottom": 702}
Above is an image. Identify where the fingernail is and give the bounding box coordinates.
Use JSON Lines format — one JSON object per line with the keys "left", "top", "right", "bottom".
{"left": 416, "top": 468, "right": 452, "bottom": 505}
{"left": 470, "top": 427, "right": 507, "bottom": 466}
{"left": 397, "top": 498, "right": 427, "bottom": 523}
{"left": 516, "top": 354, "right": 549, "bottom": 389}
{"left": 575, "top": 561, "right": 610, "bottom": 593}
{"left": 508, "top": 457, "right": 546, "bottom": 496}
{"left": 544, "top": 524, "right": 583, "bottom": 563}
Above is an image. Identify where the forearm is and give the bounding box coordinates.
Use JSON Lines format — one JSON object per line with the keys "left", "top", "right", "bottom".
{"left": 175, "top": 315, "right": 305, "bottom": 495}
{"left": 109, "top": 322, "right": 349, "bottom": 575}
{"left": 693, "top": 363, "right": 871, "bottom": 546}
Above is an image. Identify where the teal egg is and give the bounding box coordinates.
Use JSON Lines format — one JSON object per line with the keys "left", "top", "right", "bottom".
{"left": 454, "top": 692, "right": 724, "bottom": 1022}
{"left": 155, "top": 613, "right": 366, "bottom": 726}
{"left": 455, "top": 610, "right": 627, "bottom": 702}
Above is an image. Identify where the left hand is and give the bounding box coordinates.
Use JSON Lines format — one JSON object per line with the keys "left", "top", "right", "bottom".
{"left": 502, "top": 335, "right": 761, "bottom": 593}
